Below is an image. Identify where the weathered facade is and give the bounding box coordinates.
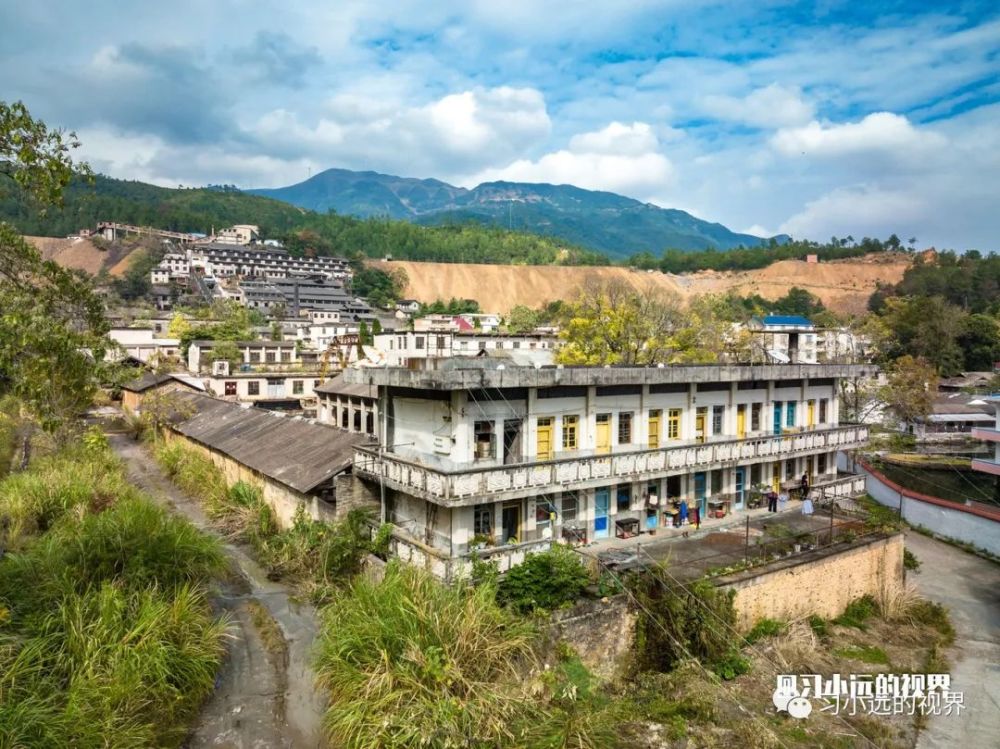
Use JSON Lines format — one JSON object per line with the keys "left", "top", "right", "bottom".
{"left": 346, "top": 361, "right": 873, "bottom": 577}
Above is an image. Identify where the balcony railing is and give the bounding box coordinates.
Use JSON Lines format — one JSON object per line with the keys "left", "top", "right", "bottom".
{"left": 354, "top": 424, "right": 869, "bottom": 505}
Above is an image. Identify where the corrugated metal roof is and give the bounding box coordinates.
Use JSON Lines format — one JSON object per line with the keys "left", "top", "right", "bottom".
{"left": 122, "top": 372, "right": 205, "bottom": 393}
{"left": 168, "top": 392, "right": 369, "bottom": 493}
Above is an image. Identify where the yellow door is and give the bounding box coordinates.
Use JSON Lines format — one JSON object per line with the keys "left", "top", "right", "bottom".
{"left": 536, "top": 418, "right": 554, "bottom": 460}
{"left": 807, "top": 400, "right": 815, "bottom": 428}
{"left": 596, "top": 414, "right": 611, "bottom": 453}
{"left": 695, "top": 411, "right": 706, "bottom": 444}
{"left": 772, "top": 461, "right": 782, "bottom": 491}
{"left": 736, "top": 405, "right": 746, "bottom": 438}
{"left": 648, "top": 411, "right": 661, "bottom": 448}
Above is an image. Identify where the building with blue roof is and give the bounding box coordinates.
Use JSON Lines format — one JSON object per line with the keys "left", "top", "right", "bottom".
{"left": 749, "top": 315, "right": 817, "bottom": 363}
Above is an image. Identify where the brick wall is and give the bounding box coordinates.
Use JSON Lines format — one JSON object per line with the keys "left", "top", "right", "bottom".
{"left": 718, "top": 533, "right": 904, "bottom": 631}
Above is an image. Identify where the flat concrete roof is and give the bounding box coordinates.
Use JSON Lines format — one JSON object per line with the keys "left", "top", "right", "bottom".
{"left": 343, "top": 362, "right": 875, "bottom": 390}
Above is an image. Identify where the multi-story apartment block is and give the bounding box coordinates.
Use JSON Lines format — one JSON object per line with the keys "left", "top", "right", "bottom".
{"left": 347, "top": 361, "right": 871, "bottom": 578}
{"left": 374, "top": 331, "right": 559, "bottom": 367}
{"left": 187, "top": 340, "right": 314, "bottom": 373}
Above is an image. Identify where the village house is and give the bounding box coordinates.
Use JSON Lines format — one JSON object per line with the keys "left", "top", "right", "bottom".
{"left": 748, "top": 315, "right": 818, "bottom": 363}
{"left": 108, "top": 327, "right": 181, "bottom": 365}
{"left": 373, "top": 331, "right": 559, "bottom": 367}
{"left": 120, "top": 371, "right": 206, "bottom": 413}
{"left": 345, "top": 360, "right": 872, "bottom": 578}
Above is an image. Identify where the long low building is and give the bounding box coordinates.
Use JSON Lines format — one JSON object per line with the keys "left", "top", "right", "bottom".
{"left": 163, "top": 391, "right": 369, "bottom": 525}
{"left": 345, "top": 360, "right": 873, "bottom": 578}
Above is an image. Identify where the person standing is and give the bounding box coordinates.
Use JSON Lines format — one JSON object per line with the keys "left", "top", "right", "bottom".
{"left": 767, "top": 489, "right": 778, "bottom": 513}
{"left": 778, "top": 488, "right": 789, "bottom": 512}
{"left": 691, "top": 503, "right": 701, "bottom": 530}
{"left": 800, "top": 472, "right": 810, "bottom": 500}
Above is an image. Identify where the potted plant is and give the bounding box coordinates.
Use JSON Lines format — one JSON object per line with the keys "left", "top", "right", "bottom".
{"left": 469, "top": 533, "right": 493, "bottom": 552}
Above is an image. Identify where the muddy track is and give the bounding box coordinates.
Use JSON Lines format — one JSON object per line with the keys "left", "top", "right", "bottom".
{"left": 108, "top": 434, "right": 327, "bottom": 749}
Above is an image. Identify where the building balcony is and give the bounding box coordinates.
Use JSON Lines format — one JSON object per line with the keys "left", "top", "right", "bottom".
{"left": 353, "top": 423, "right": 870, "bottom": 506}
{"left": 971, "top": 427, "right": 1000, "bottom": 443}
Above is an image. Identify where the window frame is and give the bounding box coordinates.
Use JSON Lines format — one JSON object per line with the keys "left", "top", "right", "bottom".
{"left": 618, "top": 412, "right": 633, "bottom": 444}
{"left": 561, "top": 415, "right": 579, "bottom": 451}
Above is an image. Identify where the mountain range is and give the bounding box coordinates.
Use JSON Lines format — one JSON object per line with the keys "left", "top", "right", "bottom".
{"left": 249, "top": 169, "right": 787, "bottom": 258}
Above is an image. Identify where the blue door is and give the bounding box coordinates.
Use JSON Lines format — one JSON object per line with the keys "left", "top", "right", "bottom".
{"left": 594, "top": 489, "right": 610, "bottom": 539}
{"left": 773, "top": 402, "right": 783, "bottom": 435}
{"left": 694, "top": 472, "right": 707, "bottom": 517}
{"left": 734, "top": 468, "right": 745, "bottom": 510}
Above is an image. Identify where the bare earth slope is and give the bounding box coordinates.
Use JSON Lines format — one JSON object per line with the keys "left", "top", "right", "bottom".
{"left": 380, "top": 253, "right": 911, "bottom": 316}
{"left": 26, "top": 235, "right": 136, "bottom": 277}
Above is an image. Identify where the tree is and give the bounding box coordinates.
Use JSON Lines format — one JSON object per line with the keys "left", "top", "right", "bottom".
{"left": 957, "top": 313, "right": 1000, "bottom": 371}
{"left": 204, "top": 340, "right": 241, "bottom": 369}
{"left": 505, "top": 304, "right": 541, "bottom": 334}
{"left": 167, "top": 313, "right": 192, "bottom": 339}
{"left": 371, "top": 318, "right": 383, "bottom": 336}
{"left": 668, "top": 295, "right": 752, "bottom": 364}
{"left": 556, "top": 281, "right": 682, "bottom": 365}
{"left": 879, "top": 355, "right": 938, "bottom": 425}
{"left": 878, "top": 296, "right": 966, "bottom": 375}
{"left": 0, "top": 102, "right": 107, "bottom": 433}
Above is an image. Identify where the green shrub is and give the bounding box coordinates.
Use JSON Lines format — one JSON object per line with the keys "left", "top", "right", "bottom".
{"left": 744, "top": 618, "right": 786, "bottom": 644}
{"left": 906, "top": 600, "right": 955, "bottom": 644}
{"left": 903, "top": 548, "right": 921, "bottom": 570}
{"left": 710, "top": 648, "right": 752, "bottom": 680}
{"left": 834, "top": 645, "right": 890, "bottom": 665}
{"left": 833, "top": 594, "right": 879, "bottom": 630}
{"left": 314, "top": 564, "right": 539, "bottom": 749}
{"left": 496, "top": 545, "right": 591, "bottom": 614}
{"left": 808, "top": 615, "right": 829, "bottom": 638}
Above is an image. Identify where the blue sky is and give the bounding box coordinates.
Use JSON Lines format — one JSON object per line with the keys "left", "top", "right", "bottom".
{"left": 2, "top": 0, "right": 998, "bottom": 249}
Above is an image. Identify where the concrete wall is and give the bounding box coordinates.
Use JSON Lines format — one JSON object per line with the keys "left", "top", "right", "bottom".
{"left": 718, "top": 533, "right": 904, "bottom": 632}
{"left": 162, "top": 429, "right": 337, "bottom": 528}
{"left": 853, "top": 456, "right": 1000, "bottom": 557}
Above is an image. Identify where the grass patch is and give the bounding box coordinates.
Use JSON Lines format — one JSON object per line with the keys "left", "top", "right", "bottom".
{"left": 833, "top": 595, "right": 879, "bottom": 630}
{"left": 0, "top": 440, "right": 226, "bottom": 747}
{"left": 833, "top": 645, "right": 890, "bottom": 665}
{"left": 154, "top": 440, "right": 391, "bottom": 601}
{"left": 808, "top": 615, "right": 829, "bottom": 638}
{"left": 903, "top": 548, "right": 921, "bottom": 570}
{"left": 745, "top": 618, "right": 786, "bottom": 644}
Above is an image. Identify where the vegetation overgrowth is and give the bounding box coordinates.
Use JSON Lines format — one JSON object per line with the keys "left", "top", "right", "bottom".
{"left": 153, "top": 438, "right": 390, "bottom": 601}
{"left": 0, "top": 439, "right": 226, "bottom": 747}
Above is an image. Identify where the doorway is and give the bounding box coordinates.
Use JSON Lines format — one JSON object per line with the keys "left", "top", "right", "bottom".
{"left": 596, "top": 414, "right": 611, "bottom": 453}
{"left": 594, "top": 489, "right": 610, "bottom": 539}
{"left": 536, "top": 417, "right": 554, "bottom": 460}
{"left": 736, "top": 405, "right": 746, "bottom": 438}
{"left": 501, "top": 503, "right": 520, "bottom": 543}
{"left": 694, "top": 472, "right": 707, "bottom": 517}
{"left": 695, "top": 408, "right": 707, "bottom": 443}
{"left": 734, "top": 467, "right": 745, "bottom": 509}
{"left": 773, "top": 402, "right": 783, "bottom": 435}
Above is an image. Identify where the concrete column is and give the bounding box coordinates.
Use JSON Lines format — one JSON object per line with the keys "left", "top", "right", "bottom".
{"left": 638, "top": 385, "right": 648, "bottom": 446}
{"left": 687, "top": 384, "right": 697, "bottom": 439}
{"left": 728, "top": 382, "right": 737, "bottom": 436}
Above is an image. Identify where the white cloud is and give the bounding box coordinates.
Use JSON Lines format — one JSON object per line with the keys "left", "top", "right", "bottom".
{"left": 701, "top": 83, "right": 814, "bottom": 128}
{"left": 778, "top": 185, "right": 925, "bottom": 240}
{"left": 770, "top": 112, "right": 947, "bottom": 159}
{"left": 468, "top": 121, "right": 674, "bottom": 196}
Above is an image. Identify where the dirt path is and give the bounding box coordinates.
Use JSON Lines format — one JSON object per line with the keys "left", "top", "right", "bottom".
{"left": 905, "top": 532, "right": 1000, "bottom": 749}
{"left": 109, "top": 434, "right": 327, "bottom": 748}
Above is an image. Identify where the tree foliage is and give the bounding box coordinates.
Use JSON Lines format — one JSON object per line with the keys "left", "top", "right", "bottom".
{"left": 879, "top": 355, "right": 938, "bottom": 424}
{"left": 0, "top": 102, "right": 107, "bottom": 431}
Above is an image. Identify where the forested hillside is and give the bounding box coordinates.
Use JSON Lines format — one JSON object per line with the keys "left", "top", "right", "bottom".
{"left": 0, "top": 175, "right": 606, "bottom": 266}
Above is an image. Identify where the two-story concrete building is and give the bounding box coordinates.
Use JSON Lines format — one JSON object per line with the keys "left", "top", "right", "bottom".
{"left": 346, "top": 361, "right": 871, "bottom": 578}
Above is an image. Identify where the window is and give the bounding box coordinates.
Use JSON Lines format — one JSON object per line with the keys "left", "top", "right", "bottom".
{"left": 711, "top": 469, "right": 723, "bottom": 494}
{"left": 618, "top": 412, "right": 633, "bottom": 444}
{"left": 562, "top": 415, "right": 579, "bottom": 450}
{"left": 415, "top": 336, "right": 425, "bottom": 350}
{"left": 750, "top": 464, "right": 761, "bottom": 485}
{"left": 512, "top": 341, "right": 520, "bottom": 349}
{"left": 249, "top": 352, "right": 261, "bottom": 364}
{"left": 479, "top": 340, "right": 487, "bottom": 350}
{"left": 265, "top": 351, "right": 276, "bottom": 363}
{"left": 473, "top": 504, "right": 493, "bottom": 537}
{"left": 616, "top": 485, "right": 632, "bottom": 512}
{"left": 292, "top": 380, "right": 304, "bottom": 395}
{"left": 786, "top": 400, "right": 797, "bottom": 427}
{"left": 561, "top": 492, "right": 578, "bottom": 522}
{"left": 281, "top": 350, "right": 292, "bottom": 362}
{"left": 667, "top": 408, "right": 681, "bottom": 440}
{"left": 437, "top": 336, "right": 448, "bottom": 350}
{"left": 247, "top": 381, "right": 260, "bottom": 396}
{"left": 224, "top": 381, "right": 237, "bottom": 396}
{"left": 785, "top": 459, "right": 796, "bottom": 479}
{"left": 818, "top": 453, "right": 827, "bottom": 475}
{"left": 819, "top": 398, "right": 829, "bottom": 423}
{"left": 751, "top": 403, "right": 762, "bottom": 431}
{"left": 474, "top": 421, "right": 496, "bottom": 460}
{"left": 712, "top": 405, "right": 724, "bottom": 435}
